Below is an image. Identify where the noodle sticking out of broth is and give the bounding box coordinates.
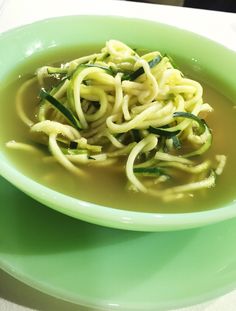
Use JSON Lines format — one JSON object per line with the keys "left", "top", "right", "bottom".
{"left": 7, "top": 40, "right": 227, "bottom": 202}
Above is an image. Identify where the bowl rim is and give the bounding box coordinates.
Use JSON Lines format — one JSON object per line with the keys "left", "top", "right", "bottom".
{"left": 0, "top": 14, "right": 236, "bottom": 232}
{"left": 1, "top": 155, "right": 236, "bottom": 232}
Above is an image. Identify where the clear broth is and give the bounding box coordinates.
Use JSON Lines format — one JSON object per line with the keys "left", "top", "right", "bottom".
{"left": 0, "top": 46, "right": 236, "bottom": 213}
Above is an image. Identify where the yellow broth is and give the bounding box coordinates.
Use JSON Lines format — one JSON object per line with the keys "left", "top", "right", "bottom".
{"left": 0, "top": 46, "right": 236, "bottom": 213}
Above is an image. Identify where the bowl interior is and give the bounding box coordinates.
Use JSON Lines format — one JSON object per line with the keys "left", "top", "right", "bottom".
{"left": 0, "top": 15, "right": 236, "bottom": 231}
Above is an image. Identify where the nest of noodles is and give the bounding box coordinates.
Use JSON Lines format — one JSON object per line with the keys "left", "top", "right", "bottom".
{"left": 7, "top": 40, "right": 226, "bottom": 201}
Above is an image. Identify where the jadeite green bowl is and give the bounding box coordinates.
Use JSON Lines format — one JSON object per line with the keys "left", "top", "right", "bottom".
{"left": 0, "top": 15, "right": 236, "bottom": 232}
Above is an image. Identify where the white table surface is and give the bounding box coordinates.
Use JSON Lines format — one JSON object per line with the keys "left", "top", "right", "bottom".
{"left": 0, "top": 0, "right": 236, "bottom": 310}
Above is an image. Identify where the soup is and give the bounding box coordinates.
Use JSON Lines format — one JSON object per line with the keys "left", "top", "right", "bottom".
{"left": 0, "top": 42, "right": 235, "bottom": 213}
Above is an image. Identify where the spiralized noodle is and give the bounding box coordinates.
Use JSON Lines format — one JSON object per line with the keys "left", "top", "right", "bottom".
{"left": 7, "top": 40, "right": 226, "bottom": 201}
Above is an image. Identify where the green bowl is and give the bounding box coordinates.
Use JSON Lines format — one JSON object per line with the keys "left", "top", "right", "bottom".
{"left": 0, "top": 15, "right": 236, "bottom": 232}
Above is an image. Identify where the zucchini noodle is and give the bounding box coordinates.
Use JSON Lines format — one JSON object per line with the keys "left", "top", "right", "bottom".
{"left": 7, "top": 40, "right": 227, "bottom": 202}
